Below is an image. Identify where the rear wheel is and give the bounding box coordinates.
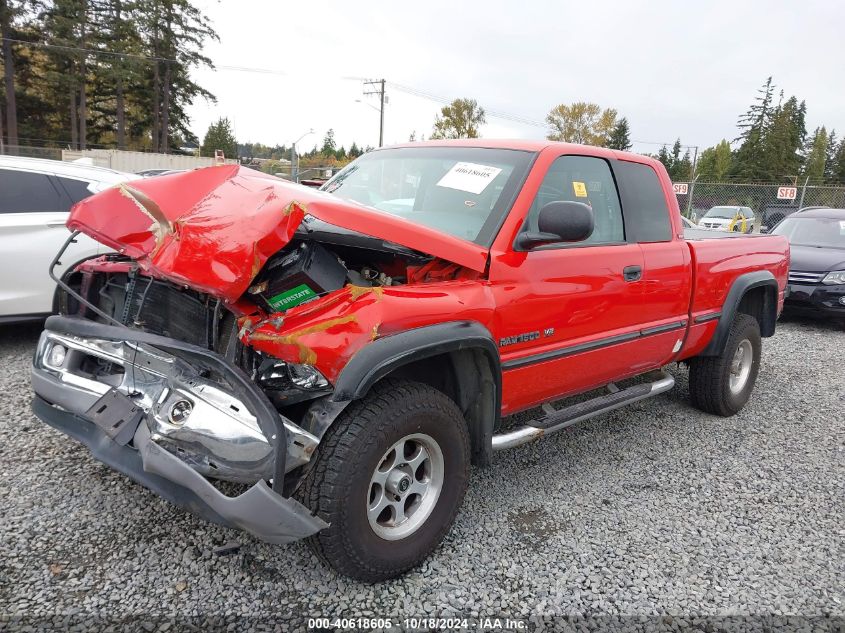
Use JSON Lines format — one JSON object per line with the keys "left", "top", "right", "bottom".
{"left": 298, "top": 379, "right": 470, "bottom": 581}
{"left": 689, "top": 313, "right": 761, "bottom": 416}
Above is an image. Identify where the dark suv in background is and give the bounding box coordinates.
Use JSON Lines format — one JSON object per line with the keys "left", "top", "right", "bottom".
{"left": 772, "top": 207, "right": 845, "bottom": 325}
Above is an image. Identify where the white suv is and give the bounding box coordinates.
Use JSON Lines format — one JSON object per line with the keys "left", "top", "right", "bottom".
{"left": 0, "top": 156, "right": 139, "bottom": 322}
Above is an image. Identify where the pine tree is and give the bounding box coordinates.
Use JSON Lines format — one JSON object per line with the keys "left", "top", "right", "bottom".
{"left": 606, "top": 117, "right": 631, "bottom": 151}
{"left": 732, "top": 77, "right": 775, "bottom": 179}
{"left": 1, "top": 0, "right": 29, "bottom": 148}
{"left": 762, "top": 96, "right": 805, "bottom": 180}
{"left": 138, "top": 0, "right": 217, "bottom": 152}
{"left": 43, "top": 0, "right": 92, "bottom": 149}
{"left": 654, "top": 139, "right": 692, "bottom": 180}
{"left": 829, "top": 138, "right": 845, "bottom": 184}
{"left": 823, "top": 130, "right": 837, "bottom": 182}
{"left": 87, "top": 0, "right": 144, "bottom": 149}
{"left": 696, "top": 140, "right": 732, "bottom": 181}
{"left": 656, "top": 145, "right": 672, "bottom": 173}
{"left": 321, "top": 128, "right": 336, "bottom": 156}
{"left": 802, "top": 126, "right": 828, "bottom": 182}
{"left": 200, "top": 116, "right": 236, "bottom": 158}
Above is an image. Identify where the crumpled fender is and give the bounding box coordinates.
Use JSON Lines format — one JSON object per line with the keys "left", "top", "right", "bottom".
{"left": 67, "top": 166, "right": 490, "bottom": 302}
{"left": 239, "top": 281, "right": 496, "bottom": 383}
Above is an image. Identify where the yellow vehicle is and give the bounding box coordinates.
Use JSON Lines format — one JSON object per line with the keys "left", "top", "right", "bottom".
{"left": 699, "top": 206, "right": 756, "bottom": 233}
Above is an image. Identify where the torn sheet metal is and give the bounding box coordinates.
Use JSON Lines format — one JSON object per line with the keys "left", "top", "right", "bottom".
{"left": 67, "top": 166, "right": 490, "bottom": 302}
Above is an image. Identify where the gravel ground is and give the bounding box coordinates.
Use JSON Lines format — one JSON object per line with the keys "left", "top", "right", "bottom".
{"left": 1, "top": 316, "right": 843, "bottom": 631}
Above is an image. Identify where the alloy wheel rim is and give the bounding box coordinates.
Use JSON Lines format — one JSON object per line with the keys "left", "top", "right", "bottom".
{"left": 367, "top": 433, "right": 444, "bottom": 541}
{"left": 729, "top": 339, "right": 753, "bottom": 394}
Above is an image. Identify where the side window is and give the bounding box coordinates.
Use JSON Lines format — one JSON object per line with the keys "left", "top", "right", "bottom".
{"left": 55, "top": 176, "right": 95, "bottom": 204}
{"left": 525, "top": 155, "right": 624, "bottom": 245}
{"left": 0, "top": 169, "right": 68, "bottom": 213}
{"left": 613, "top": 161, "right": 673, "bottom": 242}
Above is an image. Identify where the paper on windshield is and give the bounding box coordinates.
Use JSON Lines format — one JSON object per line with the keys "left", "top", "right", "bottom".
{"left": 436, "top": 162, "right": 502, "bottom": 195}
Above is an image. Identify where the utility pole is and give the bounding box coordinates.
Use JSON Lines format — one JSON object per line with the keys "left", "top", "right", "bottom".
{"left": 290, "top": 129, "right": 313, "bottom": 184}
{"left": 685, "top": 145, "right": 699, "bottom": 218}
{"left": 363, "top": 79, "right": 386, "bottom": 147}
{"left": 797, "top": 176, "right": 810, "bottom": 210}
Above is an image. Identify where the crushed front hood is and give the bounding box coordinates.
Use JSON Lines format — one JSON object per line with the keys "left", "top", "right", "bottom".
{"left": 67, "top": 165, "right": 490, "bottom": 302}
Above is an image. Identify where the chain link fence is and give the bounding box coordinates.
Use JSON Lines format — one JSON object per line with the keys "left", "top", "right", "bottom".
{"left": 675, "top": 181, "right": 845, "bottom": 231}
{"left": 3, "top": 143, "right": 845, "bottom": 226}
{"left": 0, "top": 144, "right": 63, "bottom": 160}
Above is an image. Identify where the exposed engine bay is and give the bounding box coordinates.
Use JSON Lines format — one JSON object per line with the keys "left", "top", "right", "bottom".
{"left": 60, "top": 227, "right": 464, "bottom": 483}
{"left": 42, "top": 164, "right": 485, "bottom": 509}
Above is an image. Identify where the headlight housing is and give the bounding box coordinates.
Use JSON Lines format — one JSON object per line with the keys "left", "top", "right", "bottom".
{"left": 257, "top": 357, "right": 330, "bottom": 404}
{"left": 822, "top": 270, "right": 845, "bottom": 285}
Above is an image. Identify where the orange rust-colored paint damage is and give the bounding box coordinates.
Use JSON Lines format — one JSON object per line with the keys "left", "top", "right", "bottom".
{"left": 246, "top": 314, "right": 357, "bottom": 364}
{"left": 242, "top": 281, "right": 496, "bottom": 382}
{"left": 346, "top": 285, "right": 384, "bottom": 301}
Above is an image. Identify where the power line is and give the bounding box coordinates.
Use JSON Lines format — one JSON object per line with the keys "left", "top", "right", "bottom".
{"left": 389, "top": 80, "right": 701, "bottom": 148}
{"left": 3, "top": 37, "right": 176, "bottom": 63}
{"left": 5, "top": 37, "right": 702, "bottom": 149}
{"left": 2, "top": 37, "right": 289, "bottom": 75}
{"left": 390, "top": 82, "right": 548, "bottom": 128}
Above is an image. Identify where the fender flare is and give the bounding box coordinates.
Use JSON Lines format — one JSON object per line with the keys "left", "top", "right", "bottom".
{"left": 330, "top": 321, "right": 502, "bottom": 465}
{"left": 701, "top": 270, "right": 778, "bottom": 356}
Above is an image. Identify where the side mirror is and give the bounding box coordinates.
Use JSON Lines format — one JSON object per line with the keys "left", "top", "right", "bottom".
{"left": 517, "top": 201, "right": 595, "bottom": 249}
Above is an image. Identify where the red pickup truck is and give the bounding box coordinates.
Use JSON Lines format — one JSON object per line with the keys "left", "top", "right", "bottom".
{"left": 31, "top": 140, "right": 789, "bottom": 581}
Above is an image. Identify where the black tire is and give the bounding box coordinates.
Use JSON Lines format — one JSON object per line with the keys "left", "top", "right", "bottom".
{"left": 297, "top": 378, "right": 470, "bottom": 582}
{"left": 689, "top": 313, "right": 761, "bottom": 416}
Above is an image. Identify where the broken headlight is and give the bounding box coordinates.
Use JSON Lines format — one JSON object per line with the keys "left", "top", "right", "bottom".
{"left": 257, "top": 358, "right": 330, "bottom": 403}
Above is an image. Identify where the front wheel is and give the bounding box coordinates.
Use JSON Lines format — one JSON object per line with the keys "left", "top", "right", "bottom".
{"left": 298, "top": 379, "right": 470, "bottom": 581}
{"left": 689, "top": 313, "right": 761, "bottom": 416}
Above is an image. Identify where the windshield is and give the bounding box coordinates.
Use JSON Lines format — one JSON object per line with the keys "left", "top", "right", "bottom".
{"left": 704, "top": 206, "right": 746, "bottom": 219}
{"left": 771, "top": 216, "right": 845, "bottom": 248}
{"left": 321, "top": 147, "right": 535, "bottom": 245}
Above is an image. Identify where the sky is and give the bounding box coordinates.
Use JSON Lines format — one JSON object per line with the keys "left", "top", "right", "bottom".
{"left": 187, "top": 0, "right": 845, "bottom": 156}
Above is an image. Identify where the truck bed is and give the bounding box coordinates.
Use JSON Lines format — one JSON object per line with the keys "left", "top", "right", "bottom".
{"left": 679, "top": 231, "right": 789, "bottom": 359}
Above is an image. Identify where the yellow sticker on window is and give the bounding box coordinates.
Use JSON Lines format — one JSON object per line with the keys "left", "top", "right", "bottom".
{"left": 572, "top": 181, "right": 588, "bottom": 197}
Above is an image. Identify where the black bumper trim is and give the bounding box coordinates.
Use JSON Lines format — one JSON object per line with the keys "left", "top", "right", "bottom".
{"left": 42, "top": 315, "right": 288, "bottom": 490}
{"left": 33, "top": 395, "right": 229, "bottom": 527}
{"left": 32, "top": 396, "right": 328, "bottom": 544}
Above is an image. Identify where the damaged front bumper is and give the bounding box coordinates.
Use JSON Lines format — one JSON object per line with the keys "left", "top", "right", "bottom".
{"left": 30, "top": 315, "right": 328, "bottom": 544}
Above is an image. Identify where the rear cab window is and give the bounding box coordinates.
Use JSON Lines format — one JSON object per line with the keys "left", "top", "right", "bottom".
{"left": 612, "top": 161, "right": 673, "bottom": 243}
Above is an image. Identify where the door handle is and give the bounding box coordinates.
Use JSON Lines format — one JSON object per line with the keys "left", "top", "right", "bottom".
{"left": 46, "top": 220, "right": 67, "bottom": 228}
{"left": 623, "top": 265, "right": 642, "bottom": 282}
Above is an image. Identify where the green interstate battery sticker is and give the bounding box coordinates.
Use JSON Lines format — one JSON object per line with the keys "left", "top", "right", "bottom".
{"left": 267, "top": 284, "right": 318, "bottom": 311}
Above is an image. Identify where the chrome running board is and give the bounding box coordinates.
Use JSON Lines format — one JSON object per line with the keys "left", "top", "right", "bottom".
{"left": 491, "top": 370, "right": 675, "bottom": 451}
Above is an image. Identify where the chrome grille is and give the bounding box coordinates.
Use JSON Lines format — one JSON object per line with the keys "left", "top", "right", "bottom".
{"left": 788, "top": 271, "right": 826, "bottom": 284}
